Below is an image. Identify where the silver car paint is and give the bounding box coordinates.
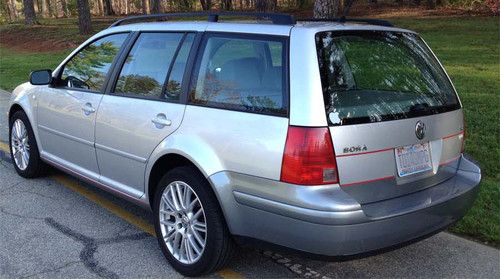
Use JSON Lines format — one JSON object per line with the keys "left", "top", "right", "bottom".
{"left": 8, "top": 21, "right": 481, "bottom": 257}
{"left": 94, "top": 95, "right": 185, "bottom": 197}
{"left": 37, "top": 87, "right": 103, "bottom": 180}
{"left": 210, "top": 155, "right": 479, "bottom": 255}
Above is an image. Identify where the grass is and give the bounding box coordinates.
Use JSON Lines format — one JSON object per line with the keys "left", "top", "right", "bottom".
{"left": 393, "top": 17, "right": 499, "bottom": 246}
{"left": 0, "top": 16, "right": 498, "bottom": 245}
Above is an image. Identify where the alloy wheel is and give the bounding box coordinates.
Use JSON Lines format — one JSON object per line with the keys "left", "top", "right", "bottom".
{"left": 159, "top": 181, "right": 207, "bottom": 264}
{"left": 11, "top": 119, "right": 30, "bottom": 171}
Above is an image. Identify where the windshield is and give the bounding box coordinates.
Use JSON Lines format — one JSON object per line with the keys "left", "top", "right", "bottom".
{"left": 315, "top": 31, "right": 460, "bottom": 125}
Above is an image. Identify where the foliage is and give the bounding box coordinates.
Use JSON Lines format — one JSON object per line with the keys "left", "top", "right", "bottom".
{"left": 393, "top": 17, "right": 499, "bottom": 245}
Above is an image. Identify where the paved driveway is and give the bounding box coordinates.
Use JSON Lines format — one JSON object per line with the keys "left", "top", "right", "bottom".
{"left": 0, "top": 89, "right": 498, "bottom": 278}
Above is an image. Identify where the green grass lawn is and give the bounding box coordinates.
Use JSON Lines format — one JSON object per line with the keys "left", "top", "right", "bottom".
{"left": 0, "top": 16, "right": 498, "bottom": 245}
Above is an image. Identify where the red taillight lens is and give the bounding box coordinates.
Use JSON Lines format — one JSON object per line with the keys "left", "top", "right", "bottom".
{"left": 280, "top": 126, "right": 339, "bottom": 185}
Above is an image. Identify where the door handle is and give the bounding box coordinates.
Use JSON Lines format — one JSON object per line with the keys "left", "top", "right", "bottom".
{"left": 151, "top": 113, "right": 172, "bottom": 128}
{"left": 82, "top": 103, "right": 96, "bottom": 116}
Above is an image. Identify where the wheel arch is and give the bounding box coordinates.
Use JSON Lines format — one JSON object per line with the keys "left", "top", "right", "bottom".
{"left": 147, "top": 153, "right": 201, "bottom": 208}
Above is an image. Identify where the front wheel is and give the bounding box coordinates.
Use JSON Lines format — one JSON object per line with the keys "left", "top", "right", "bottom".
{"left": 9, "top": 110, "right": 47, "bottom": 178}
{"left": 153, "top": 166, "right": 234, "bottom": 276}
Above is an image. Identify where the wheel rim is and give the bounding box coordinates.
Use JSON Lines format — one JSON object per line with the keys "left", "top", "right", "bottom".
{"left": 11, "top": 119, "right": 30, "bottom": 171}
{"left": 159, "top": 181, "right": 207, "bottom": 264}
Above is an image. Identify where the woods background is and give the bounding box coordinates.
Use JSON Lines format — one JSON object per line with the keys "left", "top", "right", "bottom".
{"left": 0, "top": 0, "right": 498, "bottom": 34}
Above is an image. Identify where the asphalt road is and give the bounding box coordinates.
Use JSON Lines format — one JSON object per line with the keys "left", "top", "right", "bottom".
{"left": 0, "top": 89, "right": 499, "bottom": 279}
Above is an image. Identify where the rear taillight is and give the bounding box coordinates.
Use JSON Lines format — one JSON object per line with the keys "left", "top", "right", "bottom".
{"left": 280, "top": 126, "right": 339, "bottom": 185}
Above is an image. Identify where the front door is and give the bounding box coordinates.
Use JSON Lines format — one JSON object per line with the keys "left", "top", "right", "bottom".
{"left": 94, "top": 32, "right": 195, "bottom": 196}
{"left": 37, "top": 33, "right": 129, "bottom": 179}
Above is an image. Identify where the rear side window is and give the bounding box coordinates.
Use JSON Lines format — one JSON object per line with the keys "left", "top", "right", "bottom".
{"left": 61, "top": 33, "right": 128, "bottom": 92}
{"left": 114, "top": 33, "right": 184, "bottom": 98}
{"left": 316, "top": 31, "right": 460, "bottom": 125}
{"left": 164, "top": 33, "right": 194, "bottom": 101}
{"left": 189, "top": 35, "right": 287, "bottom": 115}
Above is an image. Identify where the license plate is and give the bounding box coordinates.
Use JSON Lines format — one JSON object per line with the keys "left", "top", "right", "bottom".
{"left": 395, "top": 143, "right": 432, "bottom": 177}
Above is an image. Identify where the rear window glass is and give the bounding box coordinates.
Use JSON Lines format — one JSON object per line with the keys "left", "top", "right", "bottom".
{"left": 315, "top": 31, "right": 460, "bottom": 125}
{"left": 189, "top": 35, "right": 286, "bottom": 115}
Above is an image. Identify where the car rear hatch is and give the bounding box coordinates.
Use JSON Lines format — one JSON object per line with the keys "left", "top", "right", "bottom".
{"left": 315, "top": 30, "right": 465, "bottom": 205}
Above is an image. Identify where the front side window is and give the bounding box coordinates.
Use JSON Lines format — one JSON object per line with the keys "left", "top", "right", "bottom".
{"left": 189, "top": 35, "right": 286, "bottom": 115}
{"left": 114, "top": 33, "right": 185, "bottom": 98}
{"left": 61, "top": 33, "right": 128, "bottom": 91}
{"left": 316, "top": 31, "right": 460, "bottom": 125}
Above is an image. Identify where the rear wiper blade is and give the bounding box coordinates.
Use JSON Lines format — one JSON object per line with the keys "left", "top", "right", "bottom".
{"left": 409, "top": 103, "right": 431, "bottom": 113}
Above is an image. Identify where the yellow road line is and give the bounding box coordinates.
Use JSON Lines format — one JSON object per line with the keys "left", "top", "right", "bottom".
{"left": 0, "top": 141, "right": 10, "bottom": 153}
{"left": 217, "top": 268, "right": 246, "bottom": 279}
{"left": 0, "top": 141, "right": 244, "bottom": 279}
{"left": 52, "top": 174, "right": 157, "bottom": 236}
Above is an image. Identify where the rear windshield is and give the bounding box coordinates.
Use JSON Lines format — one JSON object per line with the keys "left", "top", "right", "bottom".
{"left": 315, "top": 31, "right": 460, "bottom": 125}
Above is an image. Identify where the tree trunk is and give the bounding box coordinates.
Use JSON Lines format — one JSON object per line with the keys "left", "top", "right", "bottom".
{"left": 342, "top": 0, "right": 356, "bottom": 16}
{"left": 427, "top": 0, "right": 436, "bottom": 9}
{"left": 142, "top": 0, "right": 149, "bottom": 14}
{"left": 255, "top": 0, "right": 267, "bottom": 11}
{"left": 54, "top": 0, "right": 64, "bottom": 17}
{"left": 76, "top": 0, "right": 92, "bottom": 34}
{"left": 61, "top": 0, "right": 69, "bottom": 16}
{"left": 313, "top": 0, "right": 339, "bottom": 19}
{"left": 97, "top": 0, "right": 104, "bottom": 15}
{"left": 200, "top": 0, "right": 212, "bottom": 10}
{"left": 23, "top": 0, "right": 38, "bottom": 25}
{"left": 6, "top": 0, "right": 18, "bottom": 20}
{"left": 40, "top": 0, "right": 49, "bottom": 17}
{"left": 151, "top": 0, "right": 159, "bottom": 13}
{"left": 103, "top": 0, "right": 114, "bottom": 15}
{"left": 221, "top": 0, "right": 232, "bottom": 10}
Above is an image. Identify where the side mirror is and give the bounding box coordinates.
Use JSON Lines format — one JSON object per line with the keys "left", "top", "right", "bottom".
{"left": 30, "top": 69, "right": 52, "bottom": 85}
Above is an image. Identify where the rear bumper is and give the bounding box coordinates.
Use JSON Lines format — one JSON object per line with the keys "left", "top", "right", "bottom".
{"left": 208, "top": 155, "right": 481, "bottom": 256}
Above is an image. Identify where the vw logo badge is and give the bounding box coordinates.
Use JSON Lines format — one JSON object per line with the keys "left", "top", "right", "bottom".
{"left": 415, "top": 121, "right": 426, "bottom": 140}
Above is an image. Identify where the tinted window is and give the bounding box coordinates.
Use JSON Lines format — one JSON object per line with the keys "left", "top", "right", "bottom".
{"left": 61, "top": 33, "right": 128, "bottom": 91}
{"left": 189, "top": 35, "right": 286, "bottom": 115}
{"left": 316, "top": 31, "right": 460, "bottom": 125}
{"left": 114, "top": 33, "right": 184, "bottom": 98}
{"left": 164, "top": 33, "right": 194, "bottom": 101}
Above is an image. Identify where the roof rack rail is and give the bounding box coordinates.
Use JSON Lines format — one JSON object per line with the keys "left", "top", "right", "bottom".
{"left": 109, "top": 12, "right": 296, "bottom": 28}
{"left": 297, "top": 17, "right": 393, "bottom": 27}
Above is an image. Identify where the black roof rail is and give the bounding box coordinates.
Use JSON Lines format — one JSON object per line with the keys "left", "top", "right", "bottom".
{"left": 109, "top": 12, "right": 296, "bottom": 28}
{"left": 297, "top": 17, "right": 393, "bottom": 27}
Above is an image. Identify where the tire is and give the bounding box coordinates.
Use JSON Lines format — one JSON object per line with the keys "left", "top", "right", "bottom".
{"left": 153, "top": 166, "right": 234, "bottom": 276}
{"left": 9, "top": 110, "right": 47, "bottom": 178}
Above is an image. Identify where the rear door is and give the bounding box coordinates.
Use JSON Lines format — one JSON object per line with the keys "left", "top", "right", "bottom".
{"left": 94, "top": 32, "right": 195, "bottom": 196}
{"left": 315, "top": 30, "right": 465, "bottom": 204}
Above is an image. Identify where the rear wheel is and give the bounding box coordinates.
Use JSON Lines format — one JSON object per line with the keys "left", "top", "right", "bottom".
{"left": 9, "top": 110, "right": 47, "bottom": 178}
{"left": 153, "top": 166, "right": 234, "bottom": 276}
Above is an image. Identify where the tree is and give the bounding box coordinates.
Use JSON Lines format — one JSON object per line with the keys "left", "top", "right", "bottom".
{"left": 142, "top": 0, "right": 149, "bottom": 14}
{"left": 199, "top": 0, "right": 212, "bottom": 10}
{"left": 76, "top": 0, "right": 92, "bottom": 34}
{"left": 61, "top": 0, "right": 69, "bottom": 17}
{"left": 313, "top": 0, "right": 356, "bottom": 19}
{"left": 151, "top": 0, "right": 159, "bottom": 13}
{"left": 313, "top": 0, "right": 338, "bottom": 18}
{"left": 40, "top": 0, "right": 49, "bottom": 17}
{"left": 221, "top": 0, "right": 232, "bottom": 10}
{"left": 103, "top": 0, "right": 114, "bottom": 15}
{"left": 22, "top": 0, "right": 38, "bottom": 24}
{"left": 4, "top": 0, "right": 18, "bottom": 21}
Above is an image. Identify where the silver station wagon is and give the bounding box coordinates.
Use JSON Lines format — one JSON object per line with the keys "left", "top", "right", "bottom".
{"left": 8, "top": 12, "right": 481, "bottom": 276}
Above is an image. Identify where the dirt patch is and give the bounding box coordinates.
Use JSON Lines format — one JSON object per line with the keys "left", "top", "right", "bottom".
{"left": 0, "top": 25, "right": 83, "bottom": 52}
